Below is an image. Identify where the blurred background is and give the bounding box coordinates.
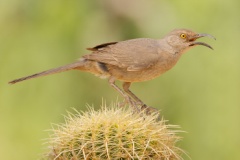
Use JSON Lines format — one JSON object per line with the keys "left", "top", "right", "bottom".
{"left": 0, "top": 0, "right": 239, "bottom": 159}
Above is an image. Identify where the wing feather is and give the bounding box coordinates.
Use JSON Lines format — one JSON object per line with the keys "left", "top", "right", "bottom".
{"left": 84, "top": 38, "right": 160, "bottom": 71}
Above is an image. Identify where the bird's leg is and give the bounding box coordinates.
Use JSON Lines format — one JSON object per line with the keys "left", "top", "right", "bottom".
{"left": 123, "top": 82, "right": 159, "bottom": 114}
{"left": 122, "top": 82, "right": 144, "bottom": 106}
{"left": 108, "top": 77, "right": 138, "bottom": 110}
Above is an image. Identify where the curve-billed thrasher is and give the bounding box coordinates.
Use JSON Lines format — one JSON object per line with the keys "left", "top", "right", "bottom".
{"left": 9, "top": 29, "right": 215, "bottom": 111}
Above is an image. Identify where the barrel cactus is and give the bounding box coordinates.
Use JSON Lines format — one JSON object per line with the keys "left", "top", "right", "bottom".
{"left": 45, "top": 104, "right": 184, "bottom": 160}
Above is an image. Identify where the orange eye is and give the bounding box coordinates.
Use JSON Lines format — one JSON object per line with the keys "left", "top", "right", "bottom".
{"left": 180, "top": 33, "right": 187, "bottom": 39}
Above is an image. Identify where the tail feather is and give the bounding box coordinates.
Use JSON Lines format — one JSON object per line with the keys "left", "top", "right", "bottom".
{"left": 9, "top": 61, "right": 84, "bottom": 84}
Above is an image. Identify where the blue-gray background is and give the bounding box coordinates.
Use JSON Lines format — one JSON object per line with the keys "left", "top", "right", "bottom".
{"left": 1, "top": 0, "right": 239, "bottom": 159}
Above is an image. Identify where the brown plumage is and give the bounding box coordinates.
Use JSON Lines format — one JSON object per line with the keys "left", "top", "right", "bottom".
{"left": 9, "top": 29, "right": 215, "bottom": 111}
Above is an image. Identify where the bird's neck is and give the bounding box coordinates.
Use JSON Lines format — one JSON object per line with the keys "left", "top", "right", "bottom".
{"left": 155, "top": 40, "right": 183, "bottom": 72}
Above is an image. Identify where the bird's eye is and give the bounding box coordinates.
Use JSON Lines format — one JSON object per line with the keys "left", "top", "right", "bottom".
{"left": 180, "top": 33, "right": 187, "bottom": 39}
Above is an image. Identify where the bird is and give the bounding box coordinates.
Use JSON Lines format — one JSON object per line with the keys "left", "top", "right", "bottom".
{"left": 9, "top": 29, "right": 215, "bottom": 112}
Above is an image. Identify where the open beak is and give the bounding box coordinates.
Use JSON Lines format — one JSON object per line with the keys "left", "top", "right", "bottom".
{"left": 189, "top": 33, "right": 216, "bottom": 50}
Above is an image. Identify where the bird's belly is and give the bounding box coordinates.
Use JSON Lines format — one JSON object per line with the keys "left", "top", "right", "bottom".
{"left": 109, "top": 67, "right": 165, "bottom": 82}
{"left": 107, "top": 57, "right": 180, "bottom": 82}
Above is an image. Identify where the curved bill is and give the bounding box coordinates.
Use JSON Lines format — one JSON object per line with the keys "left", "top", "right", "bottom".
{"left": 195, "top": 33, "right": 216, "bottom": 40}
{"left": 189, "top": 41, "right": 214, "bottom": 50}
{"left": 189, "top": 33, "right": 216, "bottom": 50}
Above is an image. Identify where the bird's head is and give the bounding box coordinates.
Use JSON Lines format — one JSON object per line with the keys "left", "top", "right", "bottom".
{"left": 165, "top": 29, "right": 216, "bottom": 53}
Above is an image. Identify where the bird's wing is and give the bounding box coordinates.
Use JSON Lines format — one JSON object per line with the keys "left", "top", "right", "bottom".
{"left": 84, "top": 38, "right": 160, "bottom": 71}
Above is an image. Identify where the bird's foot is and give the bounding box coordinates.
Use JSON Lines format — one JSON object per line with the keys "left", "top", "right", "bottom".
{"left": 129, "top": 100, "right": 141, "bottom": 113}
{"left": 118, "top": 96, "right": 141, "bottom": 113}
{"left": 121, "top": 96, "right": 141, "bottom": 113}
{"left": 141, "top": 104, "right": 159, "bottom": 115}
{"left": 141, "top": 104, "right": 161, "bottom": 121}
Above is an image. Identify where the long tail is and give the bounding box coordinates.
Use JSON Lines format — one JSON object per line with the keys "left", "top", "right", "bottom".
{"left": 9, "top": 60, "right": 84, "bottom": 84}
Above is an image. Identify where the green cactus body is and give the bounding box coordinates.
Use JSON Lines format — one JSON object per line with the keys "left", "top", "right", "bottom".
{"left": 45, "top": 105, "right": 184, "bottom": 160}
